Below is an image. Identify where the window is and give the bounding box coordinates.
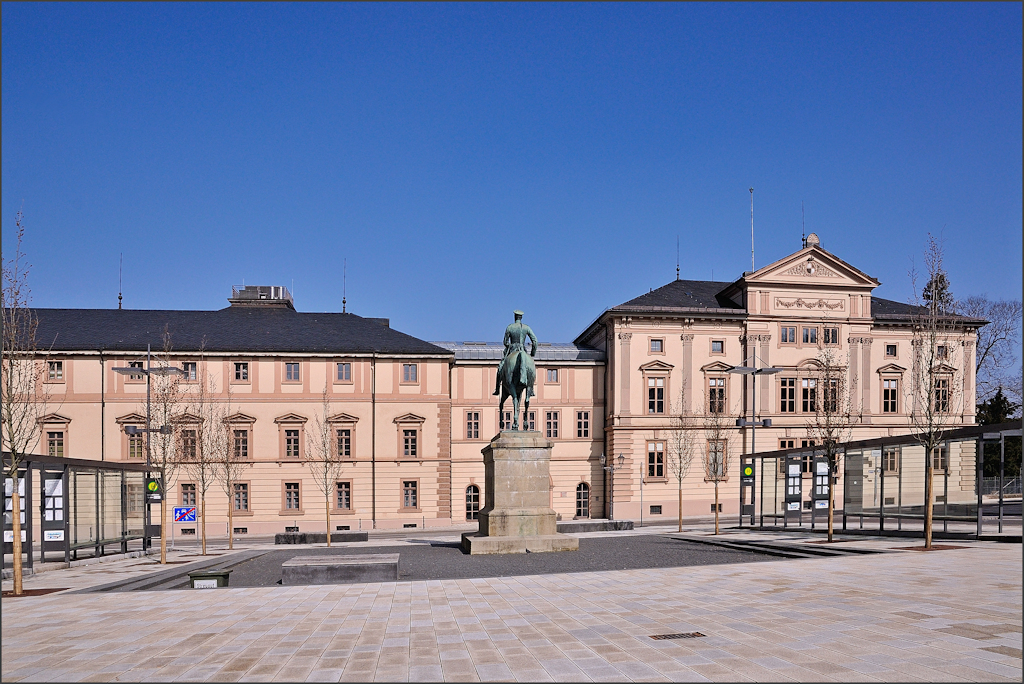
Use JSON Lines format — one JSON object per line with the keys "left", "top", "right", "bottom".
{"left": 233, "top": 483, "right": 248, "bottom": 511}
{"left": 545, "top": 411, "right": 559, "bottom": 438}
{"left": 336, "top": 481, "right": 351, "bottom": 510}
{"left": 501, "top": 410, "right": 534, "bottom": 431}
{"left": 128, "top": 361, "right": 145, "bottom": 381}
{"left": 650, "top": 339, "right": 663, "bottom": 353}
{"left": 936, "top": 345, "right": 948, "bottom": 360}
{"left": 780, "top": 378, "right": 796, "bottom": 412}
{"left": 711, "top": 340, "right": 724, "bottom": 354}
{"left": 233, "top": 429, "right": 249, "bottom": 460}
{"left": 285, "top": 429, "right": 300, "bottom": 458}
{"left": 707, "top": 440, "right": 725, "bottom": 478}
{"left": 647, "top": 441, "right": 664, "bottom": 479}
{"left": 337, "top": 362, "right": 351, "bottom": 382}
{"left": 285, "top": 362, "right": 300, "bottom": 382}
{"left": 546, "top": 368, "right": 559, "bottom": 383}
{"left": 885, "top": 344, "right": 897, "bottom": 358}
{"left": 781, "top": 326, "right": 796, "bottom": 344}
{"left": 648, "top": 377, "right": 665, "bottom": 414}
{"left": 575, "top": 482, "right": 590, "bottom": 518}
{"left": 883, "top": 379, "right": 899, "bottom": 413}
{"left": 402, "top": 364, "right": 417, "bottom": 383}
{"left": 466, "top": 411, "right": 480, "bottom": 439}
{"left": 128, "top": 430, "right": 144, "bottom": 459}
{"left": 285, "top": 482, "right": 300, "bottom": 509}
{"left": 883, "top": 447, "right": 900, "bottom": 473}
{"left": 234, "top": 362, "right": 249, "bottom": 381}
{"left": 708, "top": 377, "right": 725, "bottom": 413}
{"left": 802, "top": 327, "right": 818, "bottom": 345}
{"left": 47, "top": 431, "right": 64, "bottom": 458}
{"left": 931, "top": 446, "right": 948, "bottom": 472}
{"left": 822, "top": 379, "right": 838, "bottom": 413}
{"left": 182, "top": 362, "right": 197, "bottom": 381}
{"left": 779, "top": 439, "right": 795, "bottom": 449}
{"left": 180, "top": 430, "right": 197, "bottom": 460}
{"left": 800, "top": 441, "right": 815, "bottom": 473}
{"left": 823, "top": 328, "right": 839, "bottom": 345}
{"left": 801, "top": 378, "right": 817, "bottom": 412}
{"left": 403, "top": 429, "right": 418, "bottom": 457}
{"left": 127, "top": 484, "right": 144, "bottom": 513}
{"left": 576, "top": 411, "right": 589, "bottom": 438}
{"left": 180, "top": 483, "right": 196, "bottom": 506}
{"left": 337, "top": 429, "right": 351, "bottom": 458}
{"left": 934, "top": 378, "right": 949, "bottom": 413}
{"left": 465, "top": 485, "right": 480, "bottom": 521}
{"left": 47, "top": 361, "right": 64, "bottom": 380}
{"left": 402, "top": 480, "right": 418, "bottom": 509}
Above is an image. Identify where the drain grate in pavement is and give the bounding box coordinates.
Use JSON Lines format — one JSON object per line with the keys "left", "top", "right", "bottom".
{"left": 650, "top": 632, "right": 705, "bottom": 640}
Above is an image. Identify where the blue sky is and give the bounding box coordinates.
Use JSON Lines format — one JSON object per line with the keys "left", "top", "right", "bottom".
{"left": 3, "top": 3, "right": 1021, "bottom": 343}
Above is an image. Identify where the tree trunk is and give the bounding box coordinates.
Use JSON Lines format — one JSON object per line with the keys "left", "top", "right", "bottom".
{"left": 201, "top": 496, "right": 207, "bottom": 555}
{"left": 227, "top": 489, "right": 234, "bottom": 550}
{"left": 326, "top": 498, "right": 332, "bottom": 548}
{"left": 678, "top": 484, "right": 683, "bottom": 533}
{"left": 924, "top": 458, "right": 934, "bottom": 550}
{"left": 160, "top": 496, "right": 167, "bottom": 563}
{"left": 714, "top": 484, "right": 720, "bottom": 535}
{"left": 11, "top": 488, "right": 23, "bottom": 595}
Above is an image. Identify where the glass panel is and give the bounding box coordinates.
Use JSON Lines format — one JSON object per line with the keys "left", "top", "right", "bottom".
{"left": 71, "top": 469, "right": 98, "bottom": 545}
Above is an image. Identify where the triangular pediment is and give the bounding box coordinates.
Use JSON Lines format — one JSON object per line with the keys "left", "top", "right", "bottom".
{"left": 37, "top": 413, "right": 72, "bottom": 425}
{"left": 933, "top": 363, "right": 958, "bottom": 374}
{"left": 172, "top": 411, "right": 202, "bottom": 424}
{"left": 115, "top": 412, "right": 147, "bottom": 424}
{"left": 224, "top": 412, "right": 257, "bottom": 424}
{"left": 744, "top": 245, "right": 880, "bottom": 289}
{"left": 876, "top": 363, "right": 907, "bottom": 374}
{"left": 274, "top": 412, "right": 308, "bottom": 424}
{"left": 328, "top": 412, "right": 360, "bottom": 424}
{"left": 638, "top": 360, "right": 674, "bottom": 372}
{"left": 700, "top": 361, "right": 733, "bottom": 373}
{"left": 394, "top": 413, "right": 426, "bottom": 424}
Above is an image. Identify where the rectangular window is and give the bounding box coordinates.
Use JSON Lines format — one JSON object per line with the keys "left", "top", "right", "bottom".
{"left": 885, "top": 344, "right": 897, "bottom": 358}
{"left": 802, "top": 327, "right": 818, "bottom": 345}
{"left": 127, "top": 484, "right": 144, "bottom": 513}
{"left": 779, "top": 378, "right": 796, "bottom": 412}
{"left": 711, "top": 340, "right": 724, "bottom": 354}
{"left": 931, "top": 446, "right": 948, "bottom": 472}
{"left": 180, "top": 429, "right": 197, "bottom": 460}
{"left": 883, "top": 447, "right": 900, "bottom": 473}
{"left": 128, "top": 361, "right": 145, "bottom": 381}
{"left": 823, "top": 328, "right": 839, "bottom": 345}
{"left": 403, "top": 429, "right": 418, "bottom": 457}
{"left": 648, "top": 377, "right": 665, "bottom": 414}
{"left": 823, "top": 379, "right": 838, "bottom": 413}
{"left": 47, "top": 431, "right": 64, "bottom": 458}
{"left": 527, "top": 411, "right": 535, "bottom": 431}
{"left": 182, "top": 362, "right": 197, "bottom": 381}
{"left": 936, "top": 345, "right": 948, "bottom": 360}
{"left": 233, "top": 429, "right": 249, "bottom": 460}
{"left": 545, "top": 411, "right": 559, "bottom": 438}
{"left": 180, "top": 483, "right": 196, "bottom": 506}
{"left": 883, "top": 379, "right": 899, "bottom": 413}
{"left": 285, "top": 482, "right": 300, "bottom": 509}
{"left": 337, "top": 362, "right": 351, "bottom": 381}
{"left": 285, "top": 362, "right": 300, "bottom": 382}
{"left": 285, "top": 429, "right": 300, "bottom": 458}
{"left": 647, "top": 441, "right": 664, "bottom": 479}
{"left": 934, "top": 378, "right": 949, "bottom": 413}
{"left": 781, "top": 326, "right": 796, "bottom": 344}
{"left": 707, "top": 440, "right": 725, "bottom": 478}
{"left": 779, "top": 439, "right": 795, "bottom": 449}
{"left": 402, "top": 364, "right": 418, "bottom": 383}
{"left": 800, "top": 442, "right": 815, "bottom": 473}
{"left": 708, "top": 377, "right": 725, "bottom": 413}
{"left": 234, "top": 362, "right": 249, "bottom": 381}
{"left": 650, "top": 339, "right": 663, "bottom": 353}
{"left": 576, "top": 411, "right": 590, "bottom": 438}
{"left": 801, "top": 378, "right": 817, "bottom": 412}
{"left": 336, "top": 481, "right": 351, "bottom": 510}
{"left": 47, "top": 361, "right": 64, "bottom": 380}
{"left": 233, "top": 483, "right": 248, "bottom": 511}
{"left": 466, "top": 411, "right": 480, "bottom": 439}
{"left": 546, "top": 368, "right": 559, "bottom": 383}
{"left": 337, "top": 429, "right": 351, "bottom": 458}
{"left": 128, "top": 431, "right": 144, "bottom": 459}
{"left": 402, "top": 480, "right": 418, "bottom": 509}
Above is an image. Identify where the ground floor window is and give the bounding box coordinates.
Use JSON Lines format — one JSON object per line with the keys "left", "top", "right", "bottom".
{"left": 466, "top": 484, "right": 480, "bottom": 520}
{"left": 575, "top": 482, "right": 590, "bottom": 518}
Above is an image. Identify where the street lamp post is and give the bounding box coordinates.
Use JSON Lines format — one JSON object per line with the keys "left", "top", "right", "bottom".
{"left": 600, "top": 453, "right": 626, "bottom": 521}
{"left": 728, "top": 357, "right": 781, "bottom": 527}
{"left": 113, "top": 344, "right": 185, "bottom": 561}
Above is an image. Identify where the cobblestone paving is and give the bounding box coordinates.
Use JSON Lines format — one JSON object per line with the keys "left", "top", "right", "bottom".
{"left": 2, "top": 535, "right": 1020, "bottom": 682}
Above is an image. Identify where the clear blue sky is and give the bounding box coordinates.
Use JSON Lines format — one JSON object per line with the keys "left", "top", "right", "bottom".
{"left": 3, "top": 3, "right": 1021, "bottom": 343}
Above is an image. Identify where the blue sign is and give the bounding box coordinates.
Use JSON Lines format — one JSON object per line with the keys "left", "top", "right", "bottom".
{"left": 174, "top": 506, "right": 197, "bottom": 523}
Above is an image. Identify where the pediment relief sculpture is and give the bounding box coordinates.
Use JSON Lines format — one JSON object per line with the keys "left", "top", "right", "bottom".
{"left": 775, "top": 297, "right": 845, "bottom": 311}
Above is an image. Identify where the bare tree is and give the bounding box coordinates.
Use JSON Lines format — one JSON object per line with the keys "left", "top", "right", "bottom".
{"left": 305, "top": 387, "right": 346, "bottom": 546}
{"left": 2, "top": 214, "right": 58, "bottom": 595}
{"left": 700, "top": 387, "right": 731, "bottom": 535}
{"left": 147, "top": 329, "right": 184, "bottom": 564}
{"left": 957, "top": 296, "right": 1022, "bottom": 403}
{"left": 907, "top": 234, "right": 966, "bottom": 550}
{"left": 804, "top": 348, "right": 860, "bottom": 542}
{"left": 665, "top": 385, "right": 698, "bottom": 533}
{"left": 180, "top": 351, "right": 224, "bottom": 555}
{"left": 215, "top": 386, "right": 250, "bottom": 551}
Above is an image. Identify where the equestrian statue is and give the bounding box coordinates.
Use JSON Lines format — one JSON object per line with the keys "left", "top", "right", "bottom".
{"left": 493, "top": 310, "right": 538, "bottom": 431}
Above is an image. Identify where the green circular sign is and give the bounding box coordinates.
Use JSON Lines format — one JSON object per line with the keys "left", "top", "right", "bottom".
{"left": 743, "top": 466, "right": 753, "bottom": 476}
{"left": 147, "top": 481, "right": 159, "bottom": 492}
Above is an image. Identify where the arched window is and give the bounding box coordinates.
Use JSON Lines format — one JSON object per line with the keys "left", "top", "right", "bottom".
{"left": 466, "top": 485, "right": 481, "bottom": 521}
{"left": 575, "top": 482, "right": 590, "bottom": 519}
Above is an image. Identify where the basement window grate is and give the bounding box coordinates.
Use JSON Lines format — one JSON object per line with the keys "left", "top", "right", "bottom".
{"left": 650, "top": 632, "right": 705, "bottom": 640}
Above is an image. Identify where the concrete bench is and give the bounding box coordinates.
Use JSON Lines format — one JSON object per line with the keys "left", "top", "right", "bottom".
{"left": 274, "top": 532, "right": 369, "bottom": 544}
{"left": 281, "top": 554, "right": 399, "bottom": 585}
{"left": 556, "top": 520, "right": 634, "bottom": 533}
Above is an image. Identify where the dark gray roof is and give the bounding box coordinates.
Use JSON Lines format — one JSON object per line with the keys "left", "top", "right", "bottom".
{"left": 613, "top": 279, "right": 743, "bottom": 312}
{"left": 871, "top": 297, "right": 987, "bottom": 325}
{"left": 432, "top": 341, "right": 605, "bottom": 362}
{"left": 30, "top": 307, "right": 452, "bottom": 356}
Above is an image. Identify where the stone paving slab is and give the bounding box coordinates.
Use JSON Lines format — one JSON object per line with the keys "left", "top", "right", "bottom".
{"left": 3, "top": 539, "right": 1021, "bottom": 682}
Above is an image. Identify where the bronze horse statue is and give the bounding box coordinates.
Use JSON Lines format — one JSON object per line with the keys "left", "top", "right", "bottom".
{"left": 494, "top": 310, "right": 538, "bottom": 431}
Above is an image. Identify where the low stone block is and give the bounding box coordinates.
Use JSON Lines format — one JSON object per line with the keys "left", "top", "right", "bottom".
{"left": 556, "top": 520, "right": 634, "bottom": 533}
{"left": 460, "top": 533, "right": 579, "bottom": 555}
{"left": 274, "top": 532, "right": 369, "bottom": 544}
{"left": 281, "top": 554, "right": 399, "bottom": 585}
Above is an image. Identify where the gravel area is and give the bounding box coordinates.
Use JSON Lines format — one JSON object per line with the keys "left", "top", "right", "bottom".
{"left": 170, "top": 534, "right": 777, "bottom": 589}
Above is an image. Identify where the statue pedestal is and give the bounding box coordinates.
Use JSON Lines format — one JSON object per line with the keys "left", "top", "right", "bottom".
{"left": 461, "top": 431, "right": 579, "bottom": 555}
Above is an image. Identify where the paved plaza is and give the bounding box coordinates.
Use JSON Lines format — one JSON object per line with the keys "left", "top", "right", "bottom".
{"left": 2, "top": 527, "right": 1022, "bottom": 682}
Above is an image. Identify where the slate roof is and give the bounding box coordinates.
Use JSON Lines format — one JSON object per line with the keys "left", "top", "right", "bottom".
{"left": 431, "top": 342, "right": 605, "bottom": 362}
{"left": 613, "top": 279, "right": 742, "bottom": 312}
{"left": 29, "top": 307, "right": 452, "bottom": 356}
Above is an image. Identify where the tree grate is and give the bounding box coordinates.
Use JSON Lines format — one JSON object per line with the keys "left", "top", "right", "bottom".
{"left": 649, "top": 632, "right": 705, "bottom": 640}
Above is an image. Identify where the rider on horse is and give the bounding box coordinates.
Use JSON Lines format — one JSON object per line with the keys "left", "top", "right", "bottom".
{"left": 493, "top": 310, "right": 538, "bottom": 398}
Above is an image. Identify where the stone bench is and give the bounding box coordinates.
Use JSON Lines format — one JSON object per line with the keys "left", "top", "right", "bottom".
{"left": 556, "top": 520, "right": 634, "bottom": 534}
{"left": 274, "top": 532, "right": 369, "bottom": 544}
{"left": 281, "top": 554, "right": 399, "bottom": 585}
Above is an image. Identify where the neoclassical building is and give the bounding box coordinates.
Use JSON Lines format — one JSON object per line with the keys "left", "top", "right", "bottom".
{"left": 15, "top": 235, "right": 982, "bottom": 534}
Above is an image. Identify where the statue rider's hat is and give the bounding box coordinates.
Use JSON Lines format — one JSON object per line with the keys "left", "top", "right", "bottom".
{"left": 513, "top": 310, "right": 524, "bottom": 317}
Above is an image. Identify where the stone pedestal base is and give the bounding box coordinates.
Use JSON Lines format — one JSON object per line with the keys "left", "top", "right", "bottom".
{"left": 461, "top": 431, "right": 579, "bottom": 555}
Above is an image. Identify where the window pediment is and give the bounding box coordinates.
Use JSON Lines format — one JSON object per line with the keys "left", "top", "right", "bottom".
{"left": 328, "top": 412, "right": 360, "bottom": 424}
{"left": 115, "top": 413, "right": 147, "bottom": 424}
{"left": 933, "top": 363, "right": 958, "bottom": 374}
{"left": 224, "top": 412, "right": 257, "bottom": 424}
{"left": 37, "top": 413, "right": 72, "bottom": 425}
{"left": 700, "top": 361, "right": 733, "bottom": 373}
{"left": 876, "top": 363, "right": 906, "bottom": 375}
{"left": 639, "top": 360, "right": 674, "bottom": 372}
{"left": 394, "top": 413, "right": 426, "bottom": 425}
{"left": 274, "top": 413, "right": 308, "bottom": 424}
